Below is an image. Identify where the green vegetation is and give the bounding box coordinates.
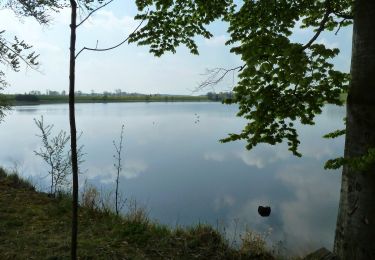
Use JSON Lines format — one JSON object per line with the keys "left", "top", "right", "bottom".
{"left": 0, "top": 167, "right": 276, "bottom": 259}
{"left": 5, "top": 94, "right": 211, "bottom": 105}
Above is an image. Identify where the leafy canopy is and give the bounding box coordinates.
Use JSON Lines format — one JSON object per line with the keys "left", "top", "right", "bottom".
{"left": 131, "top": 0, "right": 352, "bottom": 157}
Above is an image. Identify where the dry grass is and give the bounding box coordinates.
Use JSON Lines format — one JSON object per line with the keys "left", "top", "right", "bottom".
{"left": 0, "top": 167, "right": 275, "bottom": 259}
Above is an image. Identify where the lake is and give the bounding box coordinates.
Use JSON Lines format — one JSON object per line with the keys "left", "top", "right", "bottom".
{"left": 0, "top": 102, "right": 345, "bottom": 255}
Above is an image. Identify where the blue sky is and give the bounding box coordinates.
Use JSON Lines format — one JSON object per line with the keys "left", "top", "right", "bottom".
{"left": 0, "top": 1, "right": 352, "bottom": 95}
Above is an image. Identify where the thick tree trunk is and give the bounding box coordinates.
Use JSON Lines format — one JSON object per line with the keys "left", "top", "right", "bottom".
{"left": 69, "top": 1, "right": 78, "bottom": 259}
{"left": 333, "top": 1, "right": 375, "bottom": 259}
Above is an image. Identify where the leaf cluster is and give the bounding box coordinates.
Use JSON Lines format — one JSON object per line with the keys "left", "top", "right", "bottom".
{"left": 1, "top": 0, "right": 66, "bottom": 24}
{"left": 129, "top": 0, "right": 233, "bottom": 56}
{"left": 223, "top": 0, "right": 351, "bottom": 155}
{"left": 325, "top": 148, "right": 375, "bottom": 171}
{"left": 130, "top": 0, "right": 352, "bottom": 156}
{"left": 0, "top": 31, "right": 39, "bottom": 74}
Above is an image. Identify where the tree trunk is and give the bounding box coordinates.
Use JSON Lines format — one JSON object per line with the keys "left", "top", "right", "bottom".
{"left": 69, "top": 1, "right": 78, "bottom": 259}
{"left": 334, "top": 1, "right": 375, "bottom": 259}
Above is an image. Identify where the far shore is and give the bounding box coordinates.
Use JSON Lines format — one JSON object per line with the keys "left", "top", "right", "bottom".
{"left": 5, "top": 94, "right": 221, "bottom": 106}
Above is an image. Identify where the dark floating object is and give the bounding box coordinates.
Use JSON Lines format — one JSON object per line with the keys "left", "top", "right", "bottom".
{"left": 258, "top": 206, "right": 271, "bottom": 217}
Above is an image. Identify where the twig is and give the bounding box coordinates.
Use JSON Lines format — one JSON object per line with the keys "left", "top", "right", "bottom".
{"left": 76, "top": 0, "right": 115, "bottom": 28}
{"left": 75, "top": 11, "right": 148, "bottom": 59}
{"left": 335, "top": 18, "right": 347, "bottom": 35}
{"left": 197, "top": 65, "right": 245, "bottom": 91}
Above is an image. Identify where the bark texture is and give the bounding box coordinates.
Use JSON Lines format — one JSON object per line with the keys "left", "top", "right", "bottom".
{"left": 334, "top": 1, "right": 375, "bottom": 259}
{"left": 69, "top": 1, "right": 78, "bottom": 259}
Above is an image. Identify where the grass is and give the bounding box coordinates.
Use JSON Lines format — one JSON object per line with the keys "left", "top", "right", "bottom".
{"left": 0, "top": 167, "right": 275, "bottom": 259}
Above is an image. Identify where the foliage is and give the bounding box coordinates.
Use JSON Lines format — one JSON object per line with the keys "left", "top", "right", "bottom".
{"left": 129, "top": 0, "right": 233, "bottom": 56}
{"left": 0, "top": 30, "right": 40, "bottom": 79}
{"left": 0, "top": 0, "right": 63, "bottom": 122}
{"left": 0, "top": 84, "right": 9, "bottom": 122}
{"left": 131, "top": 0, "right": 352, "bottom": 157}
{"left": 1, "top": 0, "right": 65, "bottom": 24}
{"left": 325, "top": 148, "right": 375, "bottom": 171}
{"left": 323, "top": 129, "right": 346, "bottom": 139}
{"left": 34, "top": 116, "right": 85, "bottom": 196}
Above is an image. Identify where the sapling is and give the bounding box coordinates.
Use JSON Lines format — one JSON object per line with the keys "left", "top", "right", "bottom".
{"left": 113, "top": 124, "right": 125, "bottom": 215}
{"left": 34, "top": 116, "right": 71, "bottom": 196}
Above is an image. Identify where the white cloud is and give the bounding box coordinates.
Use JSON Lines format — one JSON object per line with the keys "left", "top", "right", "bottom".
{"left": 213, "top": 194, "right": 236, "bottom": 211}
{"left": 82, "top": 10, "right": 136, "bottom": 32}
{"left": 122, "top": 159, "right": 148, "bottom": 179}
{"left": 203, "top": 151, "right": 226, "bottom": 162}
{"left": 275, "top": 164, "right": 340, "bottom": 254}
{"left": 316, "top": 38, "right": 339, "bottom": 49}
{"left": 84, "top": 158, "right": 148, "bottom": 184}
{"left": 237, "top": 145, "right": 289, "bottom": 169}
{"left": 204, "top": 35, "right": 228, "bottom": 47}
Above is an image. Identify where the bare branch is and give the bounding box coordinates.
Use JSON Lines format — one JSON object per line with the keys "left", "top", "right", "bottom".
{"left": 77, "top": 0, "right": 115, "bottom": 28}
{"left": 75, "top": 12, "right": 148, "bottom": 59}
{"left": 196, "top": 65, "right": 245, "bottom": 91}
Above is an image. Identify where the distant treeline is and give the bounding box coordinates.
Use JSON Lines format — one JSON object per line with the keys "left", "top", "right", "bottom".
{"left": 14, "top": 94, "right": 40, "bottom": 102}
{"left": 6, "top": 94, "right": 212, "bottom": 105}
{"left": 6, "top": 92, "right": 234, "bottom": 105}
{"left": 206, "top": 92, "right": 234, "bottom": 101}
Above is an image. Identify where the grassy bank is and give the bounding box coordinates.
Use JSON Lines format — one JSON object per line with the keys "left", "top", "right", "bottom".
{"left": 5, "top": 94, "right": 211, "bottom": 106}
{"left": 0, "top": 167, "right": 275, "bottom": 259}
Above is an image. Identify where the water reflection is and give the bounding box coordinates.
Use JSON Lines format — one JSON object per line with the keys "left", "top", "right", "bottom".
{"left": 0, "top": 102, "right": 345, "bottom": 254}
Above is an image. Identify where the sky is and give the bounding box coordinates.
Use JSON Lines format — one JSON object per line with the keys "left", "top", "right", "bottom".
{"left": 0, "top": 1, "right": 352, "bottom": 95}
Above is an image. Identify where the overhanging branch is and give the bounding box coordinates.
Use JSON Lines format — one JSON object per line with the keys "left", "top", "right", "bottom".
{"left": 0, "top": 40, "right": 40, "bottom": 72}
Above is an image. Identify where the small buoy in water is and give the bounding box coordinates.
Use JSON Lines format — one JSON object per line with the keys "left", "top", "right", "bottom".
{"left": 258, "top": 206, "right": 271, "bottom": 217}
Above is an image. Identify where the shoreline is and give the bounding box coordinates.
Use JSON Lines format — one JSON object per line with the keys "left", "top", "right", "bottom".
{"left": 5, "top": 94, "right": 221, "bottom": 106}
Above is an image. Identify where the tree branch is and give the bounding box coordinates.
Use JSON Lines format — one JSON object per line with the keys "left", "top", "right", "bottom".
{"left": 76, "top": 0, "right": 115, "bottom": 28}
{"left": 302, "top": 7, "right": 331, "bottom": 51}
{"left": 75, "top": 12, "right": 147, "bottom": 59}
{"left": 335, "top": 18, "right": 348, "bottom": 35}
{"left": 0, "top": 40, "right": 39, "bottom": 72}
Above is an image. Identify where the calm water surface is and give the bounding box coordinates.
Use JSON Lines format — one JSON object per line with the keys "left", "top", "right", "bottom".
{"left": 0, "top": 102, "right": 345, "bottom": 254}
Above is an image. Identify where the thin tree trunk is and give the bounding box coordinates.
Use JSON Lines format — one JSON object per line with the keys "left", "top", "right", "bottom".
{"left": 334, "top": 1, "right": 375, "bottom": 259}
{"left": 69, "top": 0, "right": 78, "bottom": 259}
{"left": 115, "top": 169, "right": 119, "bottom": 215}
